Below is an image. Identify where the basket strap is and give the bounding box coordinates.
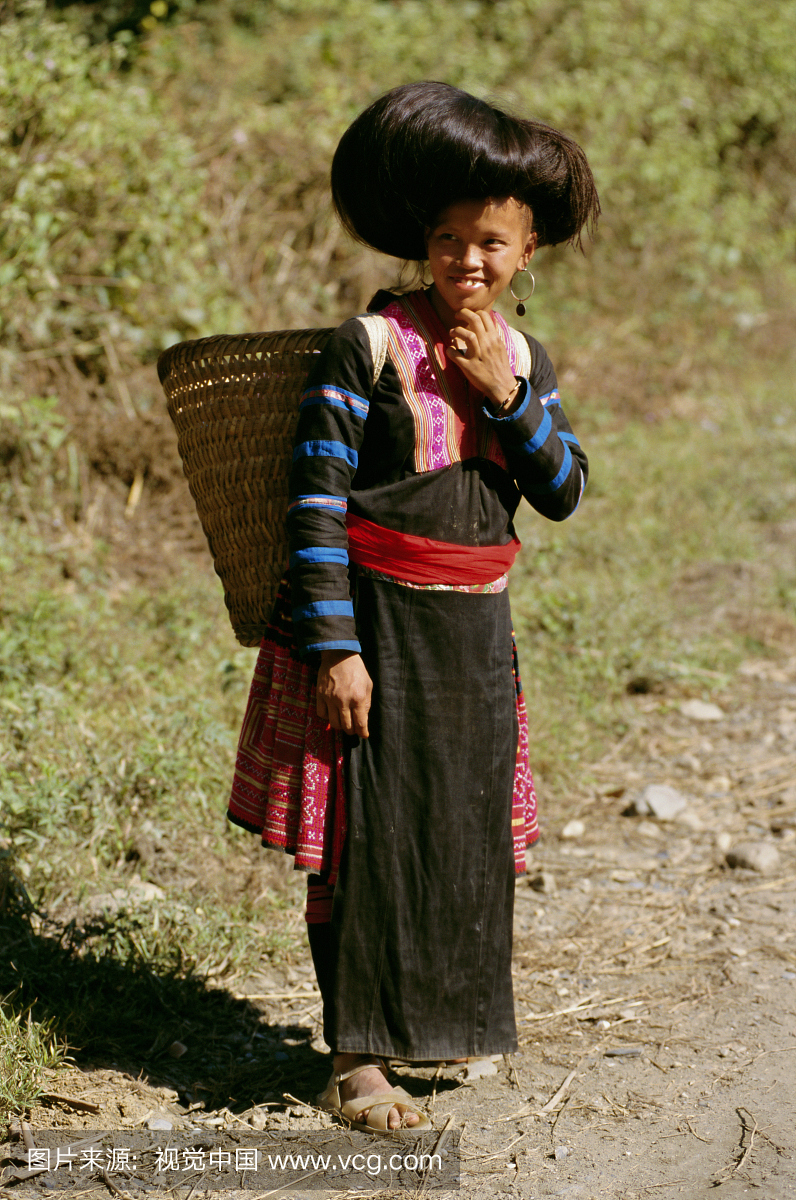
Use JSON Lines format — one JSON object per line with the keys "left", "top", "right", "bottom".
{"left": 354, "top": 314, "right": 390, "bottom": 386}
{"left": 507, "top": 326, "right": 532, "bottom": 379}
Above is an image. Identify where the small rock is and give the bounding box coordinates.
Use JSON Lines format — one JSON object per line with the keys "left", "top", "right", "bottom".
{"left": 679, "top": 699, "right": 724, "bottom": 721}
{"left": 725, "top": 842, "right": 781, "bottom": 875}
{"left": 528, "top": 870, "right": 557, "bottom": 894}
{"left": 123, "top": 879, "right": 166, "bottom": 903}
{"left": 636, "top": 820, "right": 663, "bottom": 840}
{"left": 147, "top": 1117, "right": 173, "bottom": 1131}
{"left": 676, "top": 809, "right": 704, "bottom": 831}
{"left": 465, "top": 1056, "right": 500, "bottom": 1079}
{"left": 249, "top": 1110, "right": 268, "bottom": 1130}
{"left": 634, "top": 785, "right": 688, "bottom": 821}
{"left": 554, "top": 1145, "right": 570, "bottom": 1161}
{"left": 715, "top": 831, "right": 732, "bottom": 854}
{"left": 168, "top": 1041, "right": 188, "bottom": 1059}
{"left": 561, "top": 819, "right": 585, "bottom": 840}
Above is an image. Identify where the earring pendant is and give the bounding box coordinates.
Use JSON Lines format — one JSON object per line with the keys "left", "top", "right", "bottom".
{"left": 510, "top": 268, "right": 535, "bottom": 317}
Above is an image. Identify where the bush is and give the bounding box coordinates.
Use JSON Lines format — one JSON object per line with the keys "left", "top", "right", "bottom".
{"left": 137, "top": 0, "right": 796, "bottom": 358}
{"left": 4, "top": 0, "right": 795, "bottom": 370}
{"left": 0, "top": 0, "right": 244, "bottom": 360}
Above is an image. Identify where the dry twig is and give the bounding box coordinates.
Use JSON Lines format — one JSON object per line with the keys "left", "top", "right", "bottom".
{"left": 430, "top": 1062, "right": 443, "bottom": 1108}
{"left": 39, "top": 1092, "right": 101, "bottom": 1114}
{"left": 684, "top": 1120, "right": 712, "bottom": 1144}
{"left": 733, "top": 1107, "right": 758, "bottom": 1174}
{"left": 538, "top": 1070, "right": 577, "bottom": 1115}
{"left": 549, "top": 1094, "right": 572, "bottom": 1137}
{"left": 235, "top": 991, "right": 320, "bottom": 1001}
{"left": 250, "top": 1166, "right": 325, "bottom": 1198}
{"left": 100, "top": 1168, "right": 133, "bottom": 1199}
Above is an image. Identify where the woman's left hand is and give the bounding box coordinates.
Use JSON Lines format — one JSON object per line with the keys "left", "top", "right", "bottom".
{"left": 448, "top": 308, "right": 520, "bottom": 411}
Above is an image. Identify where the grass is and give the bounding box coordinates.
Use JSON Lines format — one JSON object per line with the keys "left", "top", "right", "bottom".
{"left": 0, "top": 521, "right": 309, "bottom": 1122}
{"left": 1, "top": 352, "right": 795, "bottom": 1122}
{"left": 0, "top": 995, "right": 67, "bottom": 1123}
{"left": 510, "top": 358, "right": 796, "bottom": 787}
{"left": 2, "top": 0, "right": 795, "bottom": 1134}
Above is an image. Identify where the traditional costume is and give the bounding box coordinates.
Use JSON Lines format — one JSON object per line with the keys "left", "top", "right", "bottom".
{"left": 228, "top": 288, "right": 587, "bottom": 1059}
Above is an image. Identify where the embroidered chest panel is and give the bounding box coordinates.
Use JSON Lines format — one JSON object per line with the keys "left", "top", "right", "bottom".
{"left": 380, "top": 296, "right": 523, "bottom": 475}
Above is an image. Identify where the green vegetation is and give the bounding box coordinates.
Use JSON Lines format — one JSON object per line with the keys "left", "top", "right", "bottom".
{"left": 514, "top": 361, "right": 796, "bottom": 781}
{"left": 0, "top": 521, "right": 304, "bottom": 1117}
{"left": 0, "top": 997, "right": 67, "bottom": 1122}
{"left": 4, "top": 0, "right": 795, "bottom": 360}
{"left": 1, "top": 0, "right": 795, "bottom": 1122}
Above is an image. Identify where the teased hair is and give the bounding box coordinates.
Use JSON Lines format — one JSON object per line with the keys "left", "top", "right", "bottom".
{"left": 331, "top": 81, "right": 600, "bottom": 261}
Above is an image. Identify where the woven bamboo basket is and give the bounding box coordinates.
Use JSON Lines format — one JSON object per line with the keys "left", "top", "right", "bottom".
{"left": 158, "top": 328, "right": 333, "bottom": 646}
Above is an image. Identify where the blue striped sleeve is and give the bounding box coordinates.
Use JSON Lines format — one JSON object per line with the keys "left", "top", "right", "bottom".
{"left": 287, "top": 322, "right": 374, "bottom": 658}
{"left": 481, "top": 333, "right": 587, "bottom": 522}
{"left": 549, "top": 441, "right": 573, "bottom": 491}
{"left": 300, "top": 385, "right": 369, "bottom": 419}
{"left": 539, "top": 388, "right": 562, "bottom": 406}
{"left": 287, "top": 493, "right": 348, "bottom": 515}
{"left": 304, "top": 639, "right": 362, "bottom": 654}
{"left": 292, "top": 599, "right": 355, "bottom": 623}
{"left": 482, "top": 378, "right": 531, "bottom": 424}
{"left": 289, "top": 546, "right": 349, "bottom": 568}
{"left": 519, "top": 407, "right": 552, "bottom": 456}
{"left": 293, "top": 440, "right": 359, "bottom": 468}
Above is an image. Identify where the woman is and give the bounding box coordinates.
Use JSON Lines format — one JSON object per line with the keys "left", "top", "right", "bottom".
{"left": 228, "top": 81, "right": 599, "bottom": 1132}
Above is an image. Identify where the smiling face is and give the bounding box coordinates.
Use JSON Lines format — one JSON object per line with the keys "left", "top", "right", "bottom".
{"left": 425, "top": 197, "right": 536, "bottom": 328}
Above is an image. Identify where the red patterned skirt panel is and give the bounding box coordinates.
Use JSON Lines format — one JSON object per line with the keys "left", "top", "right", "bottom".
{"left": 227, "top": 578, "right": 538, "bottom": 880}
{"left": 227, "top": 581, "right": 347, "bottom": 883}
{"left": 512, "top": 636, "right": 540, "bottom": 861}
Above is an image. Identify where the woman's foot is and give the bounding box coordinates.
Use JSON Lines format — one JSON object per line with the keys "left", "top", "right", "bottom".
{"left": 333, "top": 1054, "right": 420, "bottom": 1130}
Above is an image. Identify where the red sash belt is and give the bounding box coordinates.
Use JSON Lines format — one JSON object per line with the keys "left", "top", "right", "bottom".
{"left": 346, "top": 513, "right": 520, "bottom": 586}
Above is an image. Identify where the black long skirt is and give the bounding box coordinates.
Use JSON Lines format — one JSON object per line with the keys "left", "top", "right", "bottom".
{"left": 328, "top": 574, "right": 518, "bottom": 1060}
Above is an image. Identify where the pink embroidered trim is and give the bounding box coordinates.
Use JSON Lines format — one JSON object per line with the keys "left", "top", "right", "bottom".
{"left": 378, "top": 292, "right": 519, "bottom": 474}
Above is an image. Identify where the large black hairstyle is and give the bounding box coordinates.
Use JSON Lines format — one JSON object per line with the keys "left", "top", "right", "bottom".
{"left": 331, "top": 81, "right": 600, "bottom": 262}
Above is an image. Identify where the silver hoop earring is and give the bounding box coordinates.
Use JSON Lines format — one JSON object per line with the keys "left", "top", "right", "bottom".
{"left": 510, "top": 268, "right": 535, "bottom": 316}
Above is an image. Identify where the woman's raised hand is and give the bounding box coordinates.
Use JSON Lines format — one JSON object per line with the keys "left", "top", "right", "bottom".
{"left": 448, "top": 308, "right": 519, "bottom": 411}
{"left": 317, "top": 650, "right": 373, "bottom": 738}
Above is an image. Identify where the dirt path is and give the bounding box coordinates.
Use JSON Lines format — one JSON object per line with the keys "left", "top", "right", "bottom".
{"left": 455, "top": 651, "right": 796, "bottom": 1198}
{"left": 4, "top": 655, "right": 795, "bottom": 1198}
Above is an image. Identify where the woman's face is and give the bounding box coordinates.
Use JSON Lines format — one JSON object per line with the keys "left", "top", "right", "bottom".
{"left": 425, "top": 197, "right": 536, "bottom": 328}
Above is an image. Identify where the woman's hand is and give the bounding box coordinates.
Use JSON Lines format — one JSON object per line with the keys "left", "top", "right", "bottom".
{"left": 317, "top": 650, "right": 373, "bottom": 738}
{"left": 448, "top": 308, "right": 521, "bottom": 412}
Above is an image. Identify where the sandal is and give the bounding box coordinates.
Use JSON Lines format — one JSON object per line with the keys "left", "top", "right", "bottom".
{"left": 317, "top": 1058, "right": 431, "bottom": 1134}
